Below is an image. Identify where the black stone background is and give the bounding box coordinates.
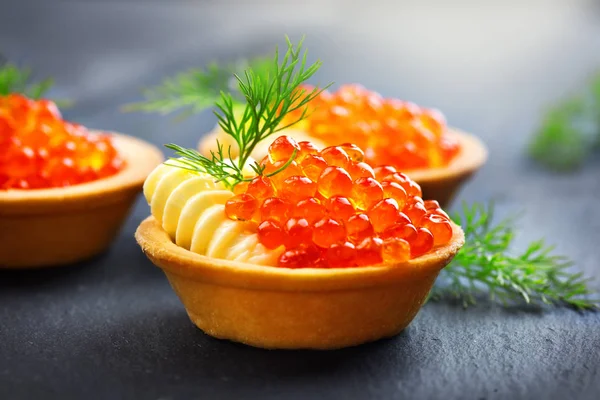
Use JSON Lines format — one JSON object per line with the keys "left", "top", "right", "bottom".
{"left": 1, "top": 1, "right": 599, "bottom": 399}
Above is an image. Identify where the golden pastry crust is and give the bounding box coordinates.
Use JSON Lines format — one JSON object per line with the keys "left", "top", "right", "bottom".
{"left": 136, "top": 216, "right": 465, "bottom": 349}
{"left": 198, "top": 127, "right": 487, "bottom": 207}
{"left": 0, "top": 133, "right": 164, "bottom": 268}
{"left": 404, "top": 129, "right": 488, "bottom": 206}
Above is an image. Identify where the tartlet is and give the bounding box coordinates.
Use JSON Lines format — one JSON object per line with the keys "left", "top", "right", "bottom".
{"left": 199, "top": 127, "right": 487, "bottom": 207}
{"left": 0, "top": 133, "right": 163, "bottom": 268}
{"left": 136, "top": 216, "right": 464, "bottom": 349}
{"left": 137, "top": 134, "right": 465, "bottom": 349}
{"left": 135, "top": 42, "right": 467, "bottom": 349}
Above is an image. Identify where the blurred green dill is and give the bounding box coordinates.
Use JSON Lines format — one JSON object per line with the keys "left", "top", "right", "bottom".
{"left": 122, "top": 56, "right": 273, "bottom": 119}
{"left": 528, "top": 73, "right": 600, "bottom": 171}
{"left": 0, "top": 58, "right": 72, "bottom": 107}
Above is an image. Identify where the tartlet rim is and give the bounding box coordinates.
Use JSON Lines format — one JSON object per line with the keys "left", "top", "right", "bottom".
{"left": 135, "top": 215, "right": 465, "bottom": 292}
{"left": 0, "top": 132, "right": 164, "bottom": 215}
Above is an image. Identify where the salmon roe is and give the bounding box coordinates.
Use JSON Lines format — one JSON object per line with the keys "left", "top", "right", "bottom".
{"left": 285, "top": 84, "right": 461, "bottom": 170}
{"left": 225, "top": 135, "right": 454, "bottom": 268}
{"left": 0, "top": 94, "right": 124, "bottom": 189}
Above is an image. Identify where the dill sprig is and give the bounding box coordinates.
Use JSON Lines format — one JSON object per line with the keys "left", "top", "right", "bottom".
{"left": 0, "top": 61, "right": 54, "bottom": 99}
{"left": 0, "top": 59, "right": 72, "bottom": 107}
{"left": 162, "top": 36, "right": 330, "bottom": 188}
{"left": 432, "top": 202, "right": 598, "bottom": 310}
{"left": 528, "top": 72, "right": 600, "bottom": 171}
{"left": 122, "top": 56, "right": 273, "bottom": 117}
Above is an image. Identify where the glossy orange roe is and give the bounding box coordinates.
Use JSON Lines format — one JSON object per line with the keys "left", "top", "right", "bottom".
{"left": 225, "top": 136, "right": 454, "bottom": 268}
{"left": 0, "top": 94, "right": 124, "bottom": 189}
{"left": 285, "top": 84, "right": 461, "bottom": 170}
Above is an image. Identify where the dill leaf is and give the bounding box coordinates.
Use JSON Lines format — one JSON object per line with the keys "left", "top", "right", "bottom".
{"left": 122, "top": 55, "right": 274, "bottom": 117}
{"left": 432, "top": 202, "right": 599, "bottom": 310}
{"left": 0, "top": 60, "right": 71, "bottom": 107}
{"left": 161, "top": 36, "right": 331, "bottom": 188}
{"left": 0, "top": 62, "right": 53, "bottom": 99}
{"left": 528, "top": 73, "right": 600, "bottom": 171}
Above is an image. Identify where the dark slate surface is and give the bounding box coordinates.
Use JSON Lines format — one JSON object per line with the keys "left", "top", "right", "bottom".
{"left": 1, "top": 1, "right": 600, "bottom": 399}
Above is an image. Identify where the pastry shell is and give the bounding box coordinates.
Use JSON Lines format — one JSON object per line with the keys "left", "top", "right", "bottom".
{"left": 404, "top": 129, "right": 487, "bottom": 206}
{"left": 0, "top": 133, "right": 163, "bottom": 269}
{"left": 135, "top": 216, "right": 465, "bottom": 350}
{"left": 198, "top": 128, "right": 487, "bottom": 207}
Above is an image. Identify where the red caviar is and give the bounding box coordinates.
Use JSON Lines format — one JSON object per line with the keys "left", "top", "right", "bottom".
{"left": 257, "top": 220, "right": 285, "bottom": 249}
{"left": 225, "top": 193, "right": 258, "bottom": 221}
{"left": 285, "top": 84, "right": 461, "bottom": 170}
{"left": 228, "top": 135, "right": 454, "bottom": 268}
{"left": 0, "top": 94, "right": 124, "bottom": 189}
{"left": 293, "top": 197, "right": 326, "bottom": 224}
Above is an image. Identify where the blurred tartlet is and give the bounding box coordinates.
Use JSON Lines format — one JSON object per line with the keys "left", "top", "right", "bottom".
{"left": 200, "top": 84, "right": 487, "bottom": 206}
{"left": 0, "top": 95, "right": 163, "bottom": 268}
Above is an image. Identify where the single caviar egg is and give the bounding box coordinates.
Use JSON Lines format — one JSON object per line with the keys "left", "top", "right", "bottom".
{"left": 297, "top": 140, "right": 319, "bottom": 161}
{"left": 312, "top": 217, "right": 346, "bottom": 248}
{"left": 423, "top": 199, "right": 440, "bottom": 210}
{"left": 246, "top": 176, "right": 276, "bottom": 201}
{"left": 421, "top": 213, "right": 453, "bottom": 246}
{"left": 410, "top": 227, "right": 434, "bottom": 257}
{"left": 233, "top": 181, "right": 250, "bottom": 195}
{"left": 225, "top": 193, "right": 258, "bottom": 221}
{"left": 338, "top": 143, "right": 364, "bottom": 162}
{"left": 260, "top": 197, "right": 293, "bottom": 223}
{"left": 284, "top": 217, "right": 313, "bottom": 248}
{"left": 355, "top": 236, "right": 383, "bottom": 266}
{"left": 319, "top": 146, "right": 350, "bottom": 168}
{"left": 379, "top": 214, "right": 412, "bottom": 239}
{"left": 279, "top": 175, "right": 317, "bottom": 204}
{"left": 324, "top": 196, "right": 355, "bottom": 222}
{"left": 263, "top": 160, "right": 303, "bottom": 187}
{"left": 367, "top": 198, "right": 400, "bottom": 232}
{"left": 300, "top": 154, "right": 328, "bottom": 181}
{"left": 382, "top": 172, "right": 423, "bottom": 198}
{"left": 403, "top": 201, "right": 427, "bottom": 225}
{"left": 326, "top": 242, "right": 357, "bottom": 268}
{"left": 293, "top": 197, "right": 327, "bottom": 224}
{"left": 278, "top": 245, "right": 320, "bottom": 269}
{"left": 373, "top": 165, "right": 396, "bottom": 181}
{"left": 382, "top": 237, "right": 410, "bottom": 263}
{"left": 268, "top": 135, "right": 300, "bottom": 163}
{"left": 347, "top": 161, "right": 375, "bottom": 181}
{"left": 257, "top": 220, "right": 285, "bottom": 249}
{"left": 381, "top": 181, "right": 407, "bottom": 210}
{"left": 351, "top": 177, "right": 383, "bottom": 210}
{"left": 317, "top": 166, "right": 353, "bottom": 198}
{"left": 346, "top": 213, "right": 375, "bottom": 243}
{"left": 392, "top": 223, "right": 418, "bottom": 242}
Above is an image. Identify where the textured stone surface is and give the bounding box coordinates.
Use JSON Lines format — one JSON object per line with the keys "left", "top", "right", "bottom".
{"left": 1, "top": 1, "right": 599, "bottom": 399}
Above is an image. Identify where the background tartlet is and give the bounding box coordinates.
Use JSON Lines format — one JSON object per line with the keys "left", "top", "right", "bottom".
{"left": 0, "top": 133, "right": 163, "bottom": 268}
{"left": 198, "top": 127, "right": 487, "bottom": 207}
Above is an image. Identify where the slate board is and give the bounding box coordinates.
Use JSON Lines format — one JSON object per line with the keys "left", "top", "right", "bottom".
{"left": 1, "top": 1, "right": 599, "bottom": 399}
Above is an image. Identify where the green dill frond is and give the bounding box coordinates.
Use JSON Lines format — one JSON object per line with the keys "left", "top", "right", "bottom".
{"left": 0, "top": 60, "right": 72, "bottom": 107}
{"left": 0, "top": 62, "right": 54, "bottom": 99}
{"left": 528, "top": 72, "right": 600, "bottom": 171}
{"left": 432, "top": 202, "right": 599, "bottom": 310}
{"left": 161, "top": 36, "right": 331, "bottom": 187}
{"left": 122, "top": 55, "right": 275, "bottom": 117}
